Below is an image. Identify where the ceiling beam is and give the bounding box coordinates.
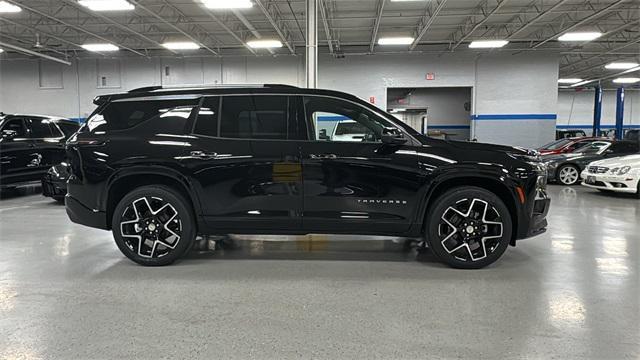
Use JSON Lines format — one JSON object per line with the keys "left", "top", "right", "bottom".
{"left": 0, "top": 16, "right": 85, "bottom": 51}
{"left": 531, "top": 0, "right": 627, "bottom": 49}
{"left": 369, "top": 0, "right": 385, "bottom": 53}
{"left": 507, "top": 0, "right": 572, "bottom": 39}
{"left": 254, "top": 0, "right": 296, "bottom": 55}
{"left": 410, "top": 0, "right": 448, "bottom": 51}
{"left": 199, "top": 8, "right": 257, "bottom": 55}
{"left": 0, "top": 40, "right": 71, "bottom": 65}
{"left": 128, "top": 0, "right": 218, "bottom": 56}
{"left": 232, "top": 10, "right": 275, "bottom": 55}
{"left": 450, "top": 0, "right": 509, "bottom": 51}
{"left": 319, "top": 0, "right": 335, "bottom": 55}
{"left": 4, "top": 0, "right": 146, "bottom": 57}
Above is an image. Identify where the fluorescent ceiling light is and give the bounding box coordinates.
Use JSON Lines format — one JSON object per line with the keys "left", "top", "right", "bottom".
{"left": 389, "top": 108, "right": 406, "bottom": 113}
{"left": 558, "top": 78, "right": 583, "bottom": 84}
{"left": 247, "top": 40, "right": 283, "bottom": 48}
{"left": 78, "top": 0, "right": 134, "bottom": 11}
{"left": 162, "top": 41, "right": 200, "bottom": 50}
{"left": 82, "top": 43, "right": 119, "bottom": 52}
{"left": 378, "top": 37, "right": 414, "bottom": 45}
{"left": 202, "top": 0, "right": 253, "bottom": 9}
{"left": 0, "top": 48, "right": 3, "bottom": 53}
{"left": 390, "top": 0, "right": 426, "bottom": 2}
{"left": 558, "top": 32, "right": 602, "bottom": 41}
{"left": 612, "top": 77, "right": 640, "bottom": 84}
{"left": 0, "top": 1, "right": 20, "bottom": 12}
{"left": 570, "top": 80, "right": 594, "bottom": 87}
{"left": 605, "top": 62, "right": 639, "bottom": 70}
{"left": 469, "top": 40, "right": 509, "bottom": 48}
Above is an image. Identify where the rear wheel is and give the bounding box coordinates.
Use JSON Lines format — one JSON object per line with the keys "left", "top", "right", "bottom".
{"left": 112, "top": 185, "right": 196, "bottom": 266}
{"left": 425, "top": 187, "right": 513, "bottom": 269}
{"left": 557, "top": 164, "right": 580, "bottom": 185}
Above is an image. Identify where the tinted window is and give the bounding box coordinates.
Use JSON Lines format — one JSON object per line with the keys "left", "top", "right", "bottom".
{"left": 193, "top": 97, "right": 220, "bottom": 137}
{"left": 220, "top": 96, "right": 289, "bottom": 140}
{"left": 1, "top": 119, "right": 27, "bottom": 138}
{"left": 95, "top": 98, "right": 199, "bottom": 132}
{"left": 610, "top": 142, "right": 639, "bottom": 154}
{"left": 28, "top": 118, "right": 54, "bottom": 138}
{"left": 304, "top": 96, "right": 396, "bottom": 143}
{"left": 56, "top": 122, "right": 79, "bottom": 138}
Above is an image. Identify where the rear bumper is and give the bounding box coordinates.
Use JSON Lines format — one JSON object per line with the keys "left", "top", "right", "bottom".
{"left": 65, "top": 194, "right": 108, "bottom": 230}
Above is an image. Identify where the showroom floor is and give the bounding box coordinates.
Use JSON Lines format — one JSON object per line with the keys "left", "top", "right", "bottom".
{"left": 0, "top": 186, "right": 638, "bottom": 359}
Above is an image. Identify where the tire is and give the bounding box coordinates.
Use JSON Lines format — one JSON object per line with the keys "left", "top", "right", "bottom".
{"left": 424, "top": 187, "right": 513, "bottom": 269}
{"left": 111, "top": 185, "right": 196, "bottom": 266}
{"left": 636, "top": 182, "right": 640, "bottom": 199}
{"left": 556, "top": 164, "right": 581, "bottom": 185}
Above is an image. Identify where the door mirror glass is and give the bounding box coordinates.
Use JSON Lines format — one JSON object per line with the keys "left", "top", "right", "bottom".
{"left": 381, "top": 128, "right": 407, "bottom": 145}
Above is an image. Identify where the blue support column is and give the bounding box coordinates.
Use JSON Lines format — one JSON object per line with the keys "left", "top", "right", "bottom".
{"left": 592, "top": 86, "right": 602, "bottom": 137}
{"left": 615, "top": 87, "right": 625, "bottom": 140}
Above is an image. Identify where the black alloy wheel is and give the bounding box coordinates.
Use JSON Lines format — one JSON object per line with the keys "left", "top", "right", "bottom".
{"left": 425, "top": 187, "right": 512, "bottom": 269}
{"left": 112, "top": 185, "right": 196, "bottom": 266}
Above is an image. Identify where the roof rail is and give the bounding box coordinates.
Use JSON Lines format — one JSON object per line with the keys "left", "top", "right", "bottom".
{"left": 127, "top": 84, "right": 299, "bottom": 93}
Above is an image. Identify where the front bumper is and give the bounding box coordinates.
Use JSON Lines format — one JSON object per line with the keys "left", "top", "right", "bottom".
{"left": 65, "top": 194, "right": 108, "bottom": 230}
{"left": 580, "top": 170, "right": 640, "bottom": 194}
{"left": 527, "top": 190, "right": 550, "bottom": 238}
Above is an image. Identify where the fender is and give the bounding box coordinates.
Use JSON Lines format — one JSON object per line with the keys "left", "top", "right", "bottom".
{"left": 407, "top": 163, "right": 522, "bottom": 237}
{"left": 101, "top": 165, "right": 205, "bottom": 217}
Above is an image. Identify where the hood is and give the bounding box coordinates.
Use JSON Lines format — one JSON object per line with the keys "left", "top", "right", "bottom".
{"left": 588, "top": 154, "right": 640, "bottom": 168}
{"left": 543, "top": 152, "right": 597, "bottom": 163}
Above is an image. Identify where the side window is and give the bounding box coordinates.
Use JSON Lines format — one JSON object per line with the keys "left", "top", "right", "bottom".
{"left": 304, "top": 96, "right": 395, "bottom": 143}
{"left": 219, "top": 95, "right": 289, "bottom": 140}
{"left": 193, "top": 96, "right": 220, "bottom": 137}
{"left": 98, "top": 98, "right": 199, "bottom": 133}
{"left": 28, "top": 118, "right": 54, "bottom": 138}
{"left": 57, "top": 123, "right": 79, "bottom": 138}
{"left": 50, "top": 123, "right": 65, "bottom": 138}
{"left": 1, "top": 119, "right": 28, "bottom": 138}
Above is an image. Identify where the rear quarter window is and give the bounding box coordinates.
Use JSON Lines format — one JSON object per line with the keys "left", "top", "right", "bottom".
{"left": 87, "top": 98, "right": 199, "bottom": 133}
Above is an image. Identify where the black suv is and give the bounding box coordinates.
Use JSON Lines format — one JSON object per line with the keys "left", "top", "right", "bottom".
{"left": 0, "top": 113, "right": 77, "bottom": 189}
{"left": 65, "top": 85, "right": 550, "bottom": 269}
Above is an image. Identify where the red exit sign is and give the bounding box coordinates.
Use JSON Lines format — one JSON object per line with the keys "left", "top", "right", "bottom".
{"left": 426, "top": 73, "right": 435, "bottom": 80}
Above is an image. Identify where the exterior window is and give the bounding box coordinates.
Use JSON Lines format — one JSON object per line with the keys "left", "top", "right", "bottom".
{"left": 99, "top": 98, "right": 199, "bottom": 132}
{"left": 219, "top": 96, "right": 289, "bottom": 140}
{"left": 193, "top": 97, "right": 220, "bottom": 137}
{"left": 304, "top": 96, "right": 395, "bottom": 143}
{"left": 28, "top": 118, "right": 55, "bottom": 138}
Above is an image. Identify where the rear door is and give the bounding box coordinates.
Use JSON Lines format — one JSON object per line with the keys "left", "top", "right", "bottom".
{"left": 186, "top": 94, "right": 305, "bottom": 232}
{"left": 25, "top": 117, "right": 66, "bottom": 172}
{"left": 0, "top": 117, "right": 35, "bottom": 184}
{"left": 299, "top": 95, "right": 421, "bottom": 235}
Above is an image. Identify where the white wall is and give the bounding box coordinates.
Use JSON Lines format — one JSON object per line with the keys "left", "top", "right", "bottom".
{"left": 0, "top": 51, "right": 559, "bottom": 148}
{"left": 558, "top": 89, "right": 640, "bottom": 133}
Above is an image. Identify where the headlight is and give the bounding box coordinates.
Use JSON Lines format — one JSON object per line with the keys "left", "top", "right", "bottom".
{"left": 618, "top": 166, "right": 631, "bottom": 175}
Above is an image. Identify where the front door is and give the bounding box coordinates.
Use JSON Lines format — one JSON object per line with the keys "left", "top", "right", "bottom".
{"left": 186, "top": 94, "right": 305, "bottom": 232}
{"left": 26, "top": 117, "right": 66, "bottom": 172}
{"left": 0, "top": 118, "right": 37, "bottom": 185}
{"left": 299, "top": 95, "right": 421, "bottom": 235}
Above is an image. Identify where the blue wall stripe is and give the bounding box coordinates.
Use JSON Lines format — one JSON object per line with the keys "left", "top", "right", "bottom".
{"left": 557, "top": 124, "right": 640, "bottom": 129}
{"left": 471, "top": 114, "right": 557, "bottom": 121}
{"left": 317, "top": 115, "right": 350, "bottom": 122}
{"left": 69, "top": 117, "right": 86, "bottom": 123}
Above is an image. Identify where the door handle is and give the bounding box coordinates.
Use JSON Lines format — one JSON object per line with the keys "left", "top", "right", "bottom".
{"left": 190, "top": 150, "right": 218, "bottom": 159}
{"left": 310, "top": 154, "right": 337, "bottom": 160}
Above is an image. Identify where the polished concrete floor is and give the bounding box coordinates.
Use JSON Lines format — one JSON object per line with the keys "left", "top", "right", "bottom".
{"left": 0, "top": 185, "right": 638, "bottom": 359}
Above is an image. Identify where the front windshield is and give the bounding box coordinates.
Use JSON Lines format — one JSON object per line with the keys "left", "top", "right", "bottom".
{"left": 541, "top": 139, "right": 572, "bottom": 150}
{"left": 574, "top": 142, "right": 610, "bottom": 154}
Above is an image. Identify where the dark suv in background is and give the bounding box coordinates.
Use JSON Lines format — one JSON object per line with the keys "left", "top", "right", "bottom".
{"left": 65, "top": 85, "right": 550, "bottom": 269}
{"left": 0, "top": 113, "right": 78, "bottom": 190}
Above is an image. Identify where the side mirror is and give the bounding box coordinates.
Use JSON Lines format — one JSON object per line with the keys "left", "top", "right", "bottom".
{"left": 319, "top": 129, "right": 329, "bottom": 140}
{"left": 1, "top": 129, "right": 17, "bottom": 140}
{"left": 381, "top": 129, "right": 407, "bottom": 145}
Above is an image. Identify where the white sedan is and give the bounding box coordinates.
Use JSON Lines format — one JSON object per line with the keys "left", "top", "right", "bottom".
{"left": 581, "top": 154, "right": 640, "bottom": 197}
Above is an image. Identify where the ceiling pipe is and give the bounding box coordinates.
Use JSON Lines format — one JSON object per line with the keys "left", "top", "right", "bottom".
{"left": 0, "top": 41, "right": 71, "bottom": 65}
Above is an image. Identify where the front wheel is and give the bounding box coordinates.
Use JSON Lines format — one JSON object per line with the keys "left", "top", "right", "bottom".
{"left": 112, "top": 185, "right": 196, "bottom": 266}
{"left": 556, "top": 164, "right": 580, "bottom": 185}
{"left": 425, "top": 187, "right": 513, "bottom": 269}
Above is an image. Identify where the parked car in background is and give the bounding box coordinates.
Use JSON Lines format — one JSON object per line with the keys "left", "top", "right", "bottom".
{"left": 556, "top": 129, "right": 587, "bottom": 140}
{"left": 331, "top": 119, "right": 372, "bottom": 142}
{"left": 41, "top": 162, "right": 71, "bottom": 203}
{"left": 581, "top": 154, "right": 640, "bottom": 198}
{"left": 0, "top": 113, "right": 78, "bottom": 191}
{"left": 538, "top": 137, "right": 606, "bottom": 156}
{"left": 64, "top": 85, "right": 550, "bottom": 269}
{"left": 544, "top": 140, "right": 640, "bottom": 185}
